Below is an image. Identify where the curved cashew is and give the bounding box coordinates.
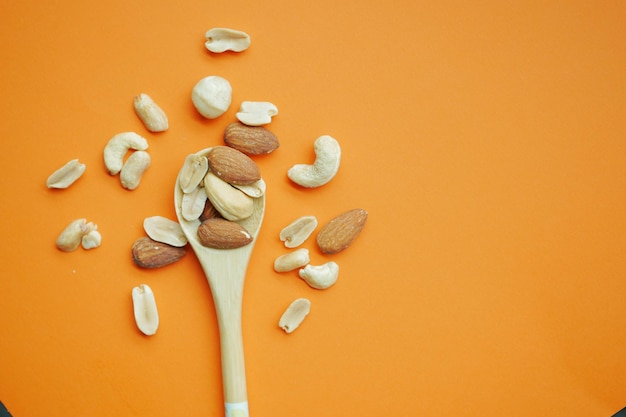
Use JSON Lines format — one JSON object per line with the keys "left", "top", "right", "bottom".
{"left": 104, "top": 132, "right": 148, "bottom": 175}
{"left": 287, "top": 135, "right": 341, "bottom": 188}
{"left": 298, "top": 261, "right": 339, "bottom": 289}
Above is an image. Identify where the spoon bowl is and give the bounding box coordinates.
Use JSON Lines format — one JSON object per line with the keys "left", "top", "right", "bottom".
{"left": 174, "top": 147, "right": 265, "bottom": 417}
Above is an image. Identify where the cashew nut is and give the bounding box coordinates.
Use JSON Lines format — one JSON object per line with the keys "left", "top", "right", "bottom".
{"left": 191, "top": 76, "right": 232, "bottom": 119}
{"left": 131, "top": 284, "right": 159, "bottom": 336}
{"left": 46, "top": 159, "right": 86, "bottom": 189}
{"left": 273, "top": 248, "right": 310, "bottom": 272}
{"left": 205, "top": 28, "right": 251, "bottom": 53}
{"left": 103, "top": 132, "right": 149, "bottom": 175}
{"left": 279, "top": 298, "right": 311, "bottom": 334}
{"left": 120, "top": 150, "right": 151, "bottom": 190}
{"left": 287, "top": 135, "right": 341, "bottom": 188}
{"left": 279, "top": 215, "right": 318, "bottom": 248}
{"left": 298, "top": 261, "right": 339, "bottom": 290}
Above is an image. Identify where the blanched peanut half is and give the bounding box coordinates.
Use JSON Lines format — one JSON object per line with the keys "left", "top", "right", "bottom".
{"left": 178, "top": 154, "right": 209, "bottom": 194}
{"left": 46, "top": 159, "right": 86, "bottom": 189}
{"left": 181, "top": 185, "right": 208, "bottom": 221}
{"left": 236, "top": 101, "right": 278, "bottom": 126}
{"left": 132, "top": 284, "right": 159, "bottom": 336}
{"left": 232, "top": 178, "right": 266, "bottom": 198}
{"left": 287, "top": 135, "right": 341, "bottom": 188}
{"left": 279, "top": 298, "right": 311, "bottom": 334}
{"left": 120, "top": 150, "right": 151, "bottom": 190}
{"left": 279, "top": 215, "right": 318, "bottom": 248}
{"left": 143, "top": 216, "right": 187, "bottom": 247}
{"left": 103, "top": 132, "right": 148, "bottom": 175}
{"left": 299, "top": 261, "right": 339, "bottom": 290}
{"left": 205, "top": 28, "right": 251, "bottom": 53}
{"left": 204, "top": 171, "right": 254, "bottom": 221}
{"left": 133, "top": 93, "right": 169, "bottom": 132}
{"left": 273, "top": 248, "right": 310, "bottom": 272}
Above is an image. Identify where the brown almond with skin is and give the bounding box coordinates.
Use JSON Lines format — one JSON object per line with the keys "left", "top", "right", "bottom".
{"left": 316, "top": 209, "right": 368, "bottom": 254}
{"left": 206, "top": 146, "right": 261, "bottom": 185}
{"left": 197, "top": 218, "right": 253, "bottom": 249}
{"left": 132, "top": 237, "right": 186, "bottom": 268}
{"left": 224, "top": 122, "right": 280, "bottom": 155}
{"left": 199, "top": 198, "right": 223, "bottom": 222}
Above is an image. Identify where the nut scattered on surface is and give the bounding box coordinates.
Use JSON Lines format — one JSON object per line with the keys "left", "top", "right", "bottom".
{"left": 120, "top": 150, "right": 151, "bottom": 190}
{"left": 299, "top": 261, "right": 339, "bottom": 289}
{"left": 178, "top": 154, "right": 209, "bottom": 194}
{"left": 206, "top": 146, "right": 261, "bottom": 185}
{"left": 223, "top": 122, "right": 280, "bottom": 155}
{"left": 132, "top": 237, "right": 187, "bottom": 268}
{"left": 204, "top": 171, "right": 254, "bottom": 221}
{"left": 279, "top": 298, "right": 311, "bottom": 334}
{"left": 56, "top": 219, "right": 99, "bottom": 252}
{"left": 133, "top": 93, "right": 169, "bottom": 132}
{"left": 236, "top": 101, "right": 278, "bottom": 126}
{"left": 197, "top": 218, "right": 253, "bottom": 249}
{"left": 273, "top": 248, "right": 310, "bottom": 272}
{"left": 205, "top": 28, "right": 251, "bottom": 53}
{"left": 287, "top": 135, "right": 341, "bottom": 188}
{"left": 103, "top": 132, "right": 149, "bottom": 175}
{"left": 316, "top": 209, "right": 368, "bottom": 254}
{"left": 81, "top": 229, "right": 102, "bottom": 250}
{"left": 191, "top": 76, "right": 232, "bottom": 119}
{"left": 56, "top": 219, "right": 88, "bottom": 252}
{"left": 143, "top": 216, "right": 187, "bottom": 247}
{"left": 46, "top": 159, "right": 86, "bottom": 189}
{"left": 279, "top": 215, "right": 318, "bottom": 248}
{"left": 131, "top": 284, "right": 159, "bottom": 336}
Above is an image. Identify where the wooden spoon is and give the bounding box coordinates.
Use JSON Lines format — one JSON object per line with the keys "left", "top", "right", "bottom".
{"left": 174, "top": 147, "right": 265, "bottom": 417}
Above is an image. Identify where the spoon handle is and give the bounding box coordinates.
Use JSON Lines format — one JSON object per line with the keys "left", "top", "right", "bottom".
{"left": 217, "top": 307, "right": 249, "bottom": 417}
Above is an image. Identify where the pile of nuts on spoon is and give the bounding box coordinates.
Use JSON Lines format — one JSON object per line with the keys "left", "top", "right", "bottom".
{"left": 46, "top": 27, "right": 367, "bottom": 336}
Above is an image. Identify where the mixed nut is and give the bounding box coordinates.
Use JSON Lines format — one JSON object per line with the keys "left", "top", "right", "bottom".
{"left": 48, "top": 26, "right": 369, "bottom": 339}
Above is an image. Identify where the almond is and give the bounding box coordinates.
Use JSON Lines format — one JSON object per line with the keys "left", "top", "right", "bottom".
{"left": 206, "top": 146, "right": 261, "bottom": 185}
{"left": 224, "top": 122, "right": 280, "bottom": 155}
{"left": 197, "top": 218, "right": 253, "bottom": 249}
{"left": 316, "top": 209, "right": 368, "bottom": 254}
{"left": 199, "top": 198, "right": 223, "bottom": 222}
{"left": 132, "top": 237, "right": 187, "bottom": 268}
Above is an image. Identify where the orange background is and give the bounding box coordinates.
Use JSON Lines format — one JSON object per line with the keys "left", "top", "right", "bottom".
{"left": 1, "top": 0, "right": 625, "bottom": 416}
